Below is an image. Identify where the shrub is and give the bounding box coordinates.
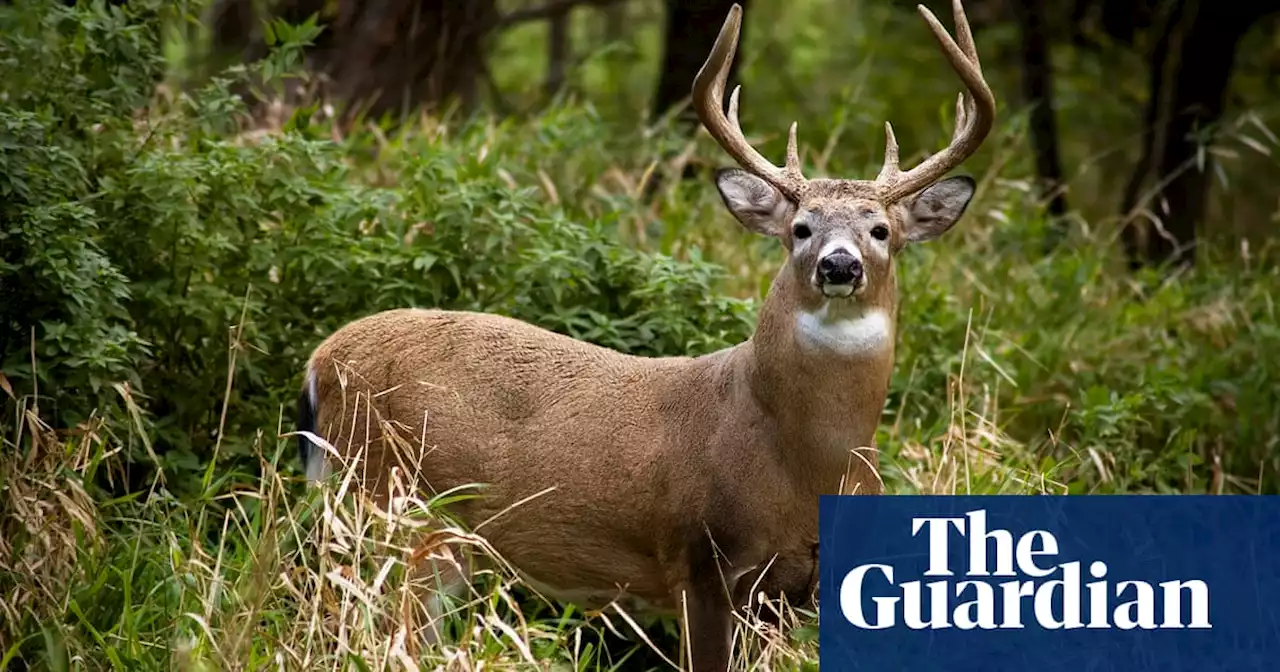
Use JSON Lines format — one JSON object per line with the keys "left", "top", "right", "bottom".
{"left": 0, "top": 0, "right": 755, "bottom": 492}
{"left": 3, "top": 0, "right": 1280, "bottom": 668}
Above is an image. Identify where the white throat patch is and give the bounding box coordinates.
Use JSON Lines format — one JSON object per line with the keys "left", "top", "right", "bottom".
{"left": 795, "top": 302, "right": 892, "bottom": 357}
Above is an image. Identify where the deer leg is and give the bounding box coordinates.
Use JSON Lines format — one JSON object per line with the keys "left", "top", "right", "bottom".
{"left": 733, "top": 542, "right": 818, "bottom": 627}
{"left": 406, "top": 534, "right": 473, "bottom": 648}
{"left": 681, "top": 582, "right": 735, "bottom": 672}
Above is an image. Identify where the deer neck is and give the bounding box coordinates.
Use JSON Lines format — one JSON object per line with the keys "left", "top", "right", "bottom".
{"left": 739, "top": 267, "right": 898, "bottom": 493}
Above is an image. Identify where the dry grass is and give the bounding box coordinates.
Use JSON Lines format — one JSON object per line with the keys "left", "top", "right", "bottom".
{"left": 0, "top": 298, "right": 1066, "bottom": 671}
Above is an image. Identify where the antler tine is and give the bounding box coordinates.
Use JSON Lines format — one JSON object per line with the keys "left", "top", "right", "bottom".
{"left": 785, "top": 122, "right": 801, "bottom": 176}
{"left": 693, "top": 4, "right": 806, "bottom": 200}
{"left": 946, "top": 0, "right": 980, "bottom": 139}
{"left": 877, "top": 0, "right": 995, "bottom": 202}
{"left": 878, "top": 122, "right": 900, "bottom": 182}
{"left": 727, "top": 85, "right": 743, "bottom": 130}
{"left": 950, "top": 0, "right": 981, "bottom": 75}
{"left": 952, "top": 92, "right": 968, "bottom": 143}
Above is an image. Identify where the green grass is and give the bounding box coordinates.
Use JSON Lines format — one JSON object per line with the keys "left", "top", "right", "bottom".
{"left": 5, "top": 139, "right": 1277, "bottom": 665}
{"left": 3, "top": 0, "right": 1280, "bottom": 669}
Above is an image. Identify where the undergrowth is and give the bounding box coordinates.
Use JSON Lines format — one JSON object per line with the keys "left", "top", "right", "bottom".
{"left": 2, "top": 0, "right": 1278, "bottom": 669}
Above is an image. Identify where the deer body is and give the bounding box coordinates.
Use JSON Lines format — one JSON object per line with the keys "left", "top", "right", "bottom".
{"left": 299, "top": 2, "right": 993, "bottom": 668}
{"left": 302, "top": 267, "right": 892, "bottom": 602}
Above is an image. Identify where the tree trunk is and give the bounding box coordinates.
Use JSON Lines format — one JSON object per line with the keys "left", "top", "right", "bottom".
{"left": 1119, "top": 0, "right": 1185, "bottom": 268}
{"left": 601, "top": 1, "right": 628, "bottom": 110}
{"left": 546, "top": 7, "right": 571, "bottom": 98}
{"left": 603, "top": 1, "right": 626, "bottom": 44}
{"left": 1011, "top": 0, "right": 1070, "bottom": 246}
{"left": 1123, "top": 0, "right": 1274, "bottom": 268}
{"left": 204, "top": 0, "right": 500, "bottom": 124}
{"left": 1100, "top": 0, "right": 1141, "bottom": 44}
{"left": 652, "top": 0, "right": 746, "bottom": 127}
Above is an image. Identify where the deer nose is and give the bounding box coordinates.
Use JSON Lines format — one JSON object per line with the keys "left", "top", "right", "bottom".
{"left": 819, "top": 252, "right": 863, "bottom": 285}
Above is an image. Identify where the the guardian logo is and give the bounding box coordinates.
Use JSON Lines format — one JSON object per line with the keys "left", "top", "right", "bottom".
{"left": 840, "top": 509, "right": 1212, "bottom": 631}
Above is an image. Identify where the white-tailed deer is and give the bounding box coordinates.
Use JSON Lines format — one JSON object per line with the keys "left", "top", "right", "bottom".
{"left": 296, "top": 1, "right": 993, "bottom": 668}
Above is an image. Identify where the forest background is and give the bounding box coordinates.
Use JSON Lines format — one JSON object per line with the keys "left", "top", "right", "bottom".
{"left": 1, "top": 0, "right": 1278, "bottom": 668}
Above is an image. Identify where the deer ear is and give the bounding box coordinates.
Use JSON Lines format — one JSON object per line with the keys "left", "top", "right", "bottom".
{"left": 903, "top": 175, "right": 976, "bottom": 243}
{"left": 715, "top": 168, "right": 795, "bottom": 237}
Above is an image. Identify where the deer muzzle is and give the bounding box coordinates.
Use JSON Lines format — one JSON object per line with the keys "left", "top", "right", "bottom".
{"left": 818, "top": 251, "right": 864, "bottom": 297}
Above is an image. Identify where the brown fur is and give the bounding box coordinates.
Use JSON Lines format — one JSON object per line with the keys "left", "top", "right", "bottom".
{"left": 302, "top": 173, "right": 975, "bottom": 670}
{"left": 302, "top": 2, "right": 992, "bottom": 668}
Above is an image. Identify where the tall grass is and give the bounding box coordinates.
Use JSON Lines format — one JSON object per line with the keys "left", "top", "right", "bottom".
{"left": 1, "top": 397, "right": 827, "bottom": 670}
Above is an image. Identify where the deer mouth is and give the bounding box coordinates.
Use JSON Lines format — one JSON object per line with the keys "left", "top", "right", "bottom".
{"left": 819, "top": 280, "right": 865, "bottom": 299}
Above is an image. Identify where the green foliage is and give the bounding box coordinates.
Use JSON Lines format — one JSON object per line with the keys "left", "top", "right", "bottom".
{"left": 0, "top": 0, "right": 165, "bottom": 425}
{"left": 884, "top": 213, "right": 1280, "bottom": 495}
{"left": 0, "top": 0, "right": 755, "bottom": 489}
{"left": 2, "top": 0, "right": 1279, "bottom": 668}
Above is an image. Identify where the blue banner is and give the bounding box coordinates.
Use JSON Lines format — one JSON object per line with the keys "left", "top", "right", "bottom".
{"left": 818, "top": 495, "right": 1280, "bottom": 671}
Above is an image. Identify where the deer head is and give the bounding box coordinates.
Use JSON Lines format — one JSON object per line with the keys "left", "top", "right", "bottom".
{"left": 694, "top": 0, "right": 994, "bottom": 318}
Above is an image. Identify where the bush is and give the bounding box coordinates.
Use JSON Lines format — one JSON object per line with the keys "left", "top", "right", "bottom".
{"left": 884, "top": 213, "right": 1280, "bottom": 496}
{"left": 0, "top": 0, "right": 755, "bottom": 492}
{"left": 3, "top": 0, "right": 1279, "bottom": 667}
{"left": 0, "top": 0, "right": 164, "bottom": 428}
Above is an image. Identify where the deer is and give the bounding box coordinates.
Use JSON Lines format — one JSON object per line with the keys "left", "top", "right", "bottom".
{"left": 295, "top": 0, "right": 993, "bottom": 668}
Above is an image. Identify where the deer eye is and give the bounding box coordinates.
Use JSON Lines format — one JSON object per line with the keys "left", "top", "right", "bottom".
{"left": 793, "top": 224, "right": 812, "bottom": 240}
{"left": 871, "top": 225, "right": 890, "bottom": 241}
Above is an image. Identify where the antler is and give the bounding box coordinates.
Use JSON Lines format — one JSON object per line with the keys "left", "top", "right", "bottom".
{"left": 693, "top": 4, "right": 807, "bottom": 201}
{"left": 877, "top": 0, "right": 995, "bottom": 202}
